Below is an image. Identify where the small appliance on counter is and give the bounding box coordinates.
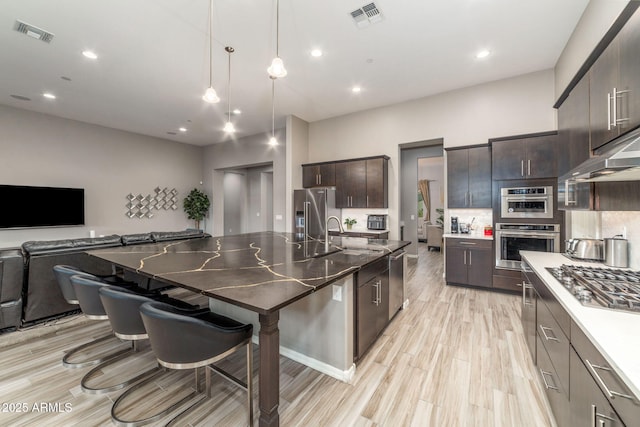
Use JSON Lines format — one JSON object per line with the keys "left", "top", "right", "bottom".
{"left": 450, "top": 216, "right": 459, "bottom": 234}
{"left": 604, "top": 236, "right": 628, "bottom": 268}
{"left": 565, "top": 238, "right": 604, "bottom": 262}
{"left": 459, "top": 223, "right": 469, "bottom": 234}
{"left": 367, "top": 214, "right": 387, "bottom": 230}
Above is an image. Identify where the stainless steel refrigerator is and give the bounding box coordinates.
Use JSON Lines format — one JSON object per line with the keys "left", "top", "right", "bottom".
{"left": 293, "top": 189, "right": 340, "bottom": 239}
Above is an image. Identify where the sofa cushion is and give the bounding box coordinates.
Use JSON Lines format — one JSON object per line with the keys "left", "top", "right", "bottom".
{"left": 121, "top": 233, "right": 153, "bottom": 246}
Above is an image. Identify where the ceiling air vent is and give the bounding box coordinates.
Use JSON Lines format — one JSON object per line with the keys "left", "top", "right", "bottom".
{"left": 350, "top": 2, "right": 384, "bottom": 28}
{"left": 14, "top": 20, "right": 54, "bottom": 43}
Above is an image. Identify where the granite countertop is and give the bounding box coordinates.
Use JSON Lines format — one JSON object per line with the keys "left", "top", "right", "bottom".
{"left": 443, "top": 233, "right": 493, "bottom": 241}
{"left": 521, "top": 251, "right": 640, "bottom": 400}
{"left": 88, "top": 232, "right": 410, "bottom": 315}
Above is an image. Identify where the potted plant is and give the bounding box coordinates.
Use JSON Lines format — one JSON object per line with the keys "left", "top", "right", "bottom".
{"left": 343, "top": 217, "right": 357, "bottom": 230}
{"left": 436, "top": 208, "right": 444, "bottom": 228}
{"left": 183, "top": 188, "right": 210, "bottom": 230}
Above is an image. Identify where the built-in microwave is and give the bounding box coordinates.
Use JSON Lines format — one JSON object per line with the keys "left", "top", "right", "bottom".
{"left": 500, "top": 186, "right": 553, "bottom": 219}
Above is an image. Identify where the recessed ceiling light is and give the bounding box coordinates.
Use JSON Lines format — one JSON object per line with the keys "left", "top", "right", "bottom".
{"left": 476, "top": 49, "right": 491, "bottom": 59}
{"left": 311, "top": 49, "right": 322, "bottom": 58}
{"left": 352, "top": 86, "right": 362, "bottom": 93}
{"left": 82, "top": 50, "right": 98, "bottom": 59}
{"left": 10, "top": 94, "right": 31, "bottom": 101}
{"left": 43, "top": 93, "right": 56, "bottom": 99}
{"left": 179, "top": 127, "right": 187, "bottom": 132}
{"left": 233, "top": 109, "right": 242, "bottom": 115}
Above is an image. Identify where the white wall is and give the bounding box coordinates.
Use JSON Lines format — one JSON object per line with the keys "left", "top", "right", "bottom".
{"left": 202, "top": 129, "right": 286, "bottom": 237}
{"left": 554, "top": 0, "right": 630, "bottom": 100}
{"left": 0, "top": 105, "right": 203, "bottom": 248}
{"left": 308, "top": 70, "right": 557, "bottom": 240}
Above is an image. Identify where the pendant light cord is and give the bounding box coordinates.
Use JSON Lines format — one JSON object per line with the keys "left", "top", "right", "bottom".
{"left": 227, "top": 48, "right": 232, "bottom": 118}
{"left": 208, "top": 0, "right": 213, "bottom": 87}
{"left": 275, "top": 0, "right": 280, "bottom": 57}
{"left": 272, "top": 78, "right": 276, "bottom": 137}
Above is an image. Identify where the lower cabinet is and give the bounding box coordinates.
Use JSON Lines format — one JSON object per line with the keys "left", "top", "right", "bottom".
{"left": 445, "top": 238, "right": 492, "bottom": 288}
{"left": 521, "top": 265, "right": 537, "bottom": 363}
{"left": 523, "top": 263, "right": 639, "bottom": 427}
{"left": 570, "top": 347, "right": 623, "bottom": 427}
{"left": 355, "top": 257, "right": 389, "bottom": 359}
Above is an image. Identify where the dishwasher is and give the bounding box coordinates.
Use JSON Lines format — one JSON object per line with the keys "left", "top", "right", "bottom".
{"left": 388, "top": 249, "right": 405, "bottom": 320}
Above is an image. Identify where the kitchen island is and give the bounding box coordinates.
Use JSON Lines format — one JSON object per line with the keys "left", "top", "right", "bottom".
{"left": 89, "top": 231, "right": 410, "bottom": 427}
{"left": 521, "top": 251, "right": 640, "bottom": 425}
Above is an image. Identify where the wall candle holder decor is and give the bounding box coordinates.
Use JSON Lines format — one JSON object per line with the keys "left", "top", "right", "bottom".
{"left": 126, "top": 187, "right": 178, "bottom": 219}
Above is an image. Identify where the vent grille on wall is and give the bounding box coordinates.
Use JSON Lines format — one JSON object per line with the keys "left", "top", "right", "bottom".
{"left": 14, "top": 20, "right": 54, "bottom": 43}
{"left": 350, "top": 2, "right": 384, "bottom": 28}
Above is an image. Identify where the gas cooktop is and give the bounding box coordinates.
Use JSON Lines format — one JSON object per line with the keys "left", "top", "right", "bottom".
{"left": 546, "top": 265, "right": 640, "bottom": 313}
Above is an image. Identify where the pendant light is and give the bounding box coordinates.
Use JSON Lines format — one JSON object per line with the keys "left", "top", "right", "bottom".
{"left": 267, "top": 0, "right": 287, "bottom": 78}
{"left": 269, "top": 76, "right": 278, "bottom": 146}
{"left": 202, "top": 0, "right": 220, "bottom": 103}
{"left": 223, "top": 46, "right": 235, "bottom": 133}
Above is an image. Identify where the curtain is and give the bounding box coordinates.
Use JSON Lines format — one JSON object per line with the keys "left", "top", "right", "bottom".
{"left": 418, "top": 179, "right": 431, "bottom": 222}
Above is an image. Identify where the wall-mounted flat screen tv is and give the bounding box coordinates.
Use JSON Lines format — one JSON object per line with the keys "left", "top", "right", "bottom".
{"left": 0, "top": 185, "right": 85, "bottom": 229}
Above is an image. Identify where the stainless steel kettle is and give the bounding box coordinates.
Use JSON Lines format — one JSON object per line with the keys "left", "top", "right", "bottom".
{"left": 604, "top": 236, "right": 628, "bottom": 268}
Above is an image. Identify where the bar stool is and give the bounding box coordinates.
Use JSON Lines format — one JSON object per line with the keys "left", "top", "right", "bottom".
{"left": 69, "top": 275, "right": 137, "bottom": 374}
{"left": 53, "top": 265, "right": 127, "bottom": 368}
{"left": 111, "top": 301, "right": 253, "bottom": 427}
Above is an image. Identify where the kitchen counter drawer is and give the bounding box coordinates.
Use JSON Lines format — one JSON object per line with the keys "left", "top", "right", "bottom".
{"left": 531, "top": 268, "right": 570, "bottom": 338}
{"left": 572, "top": 319, "right": 639, "bottom": 426}
{"left": 445, "top": 238, "right": 492, "bottom": 250}
{"left": 536, "top": 335, "right": 569, "bottom": 427}
{"left": 537, "top": 297, "right": 570, "bottom": 395}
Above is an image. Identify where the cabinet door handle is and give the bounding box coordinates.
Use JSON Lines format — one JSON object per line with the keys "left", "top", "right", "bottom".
{"left": 459, "top": 242, "right": 476, "bottom": 245}
{"left": 319, "top": 174, "right": 322, "bottom": 185}
{"left": 539, "top": 325, "right": 559, "bottom": 342}
{"left": 468, "top": 250, "right": 472, "bottom": 265}
{"left": 608, "top": 92, "right": 613, "bottom": 130}
{"left": 539, "top": 369, "right": 559, "bottom": 392}
{"left": 469, "top": 193, "right": 473, "bottom": 206}
{"left": 463, "top": 250, "right": 467, "bottom": 265}
{"left": 591, "top": 404, "right": 615, "bottom": 426}
{"left": 586, "top": 360, "right": 636, "bottom": 401}
{"left": 372, "top": 282, "right": 379, "bottom": 305}
{"left": 367, "top": 195, "right": 369, "bottom": 207}
{"left": 522, "top": 282, "right": 534, "bottom": 307}
{"left": 527, "top": 159, "right": 531, "bottom": 176}
{"left": 521, "top": 160, "right": 524, "bottom": 177}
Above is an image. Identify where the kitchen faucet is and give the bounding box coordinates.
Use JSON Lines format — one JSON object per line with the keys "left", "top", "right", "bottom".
{"left": 325, "top": 216, "right": 344, "bottom": 252}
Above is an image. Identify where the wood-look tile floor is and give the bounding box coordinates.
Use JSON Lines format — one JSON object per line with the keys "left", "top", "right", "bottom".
{"left": 0, "top": 244, "right": 556, "bottom": 426}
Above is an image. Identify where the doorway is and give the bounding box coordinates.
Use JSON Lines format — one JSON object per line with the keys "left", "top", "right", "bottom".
{"left": 222, "top": 164, "right": 274, "bottom": 235}
{"left": 399, "top": 140, "right": 444, "bottom": 257}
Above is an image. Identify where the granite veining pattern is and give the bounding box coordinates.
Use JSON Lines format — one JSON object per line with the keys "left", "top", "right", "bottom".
{"left": 89, "top": 232, "right": 409, "bottom": 314}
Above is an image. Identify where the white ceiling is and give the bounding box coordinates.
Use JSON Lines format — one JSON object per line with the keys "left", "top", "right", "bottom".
{"left": 0, "top": 0, "right": 590, "bottom": 146}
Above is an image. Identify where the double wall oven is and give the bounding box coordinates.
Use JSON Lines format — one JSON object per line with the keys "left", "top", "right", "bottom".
{"left": 496, "top": 185, "right": 560, "bottom": 270}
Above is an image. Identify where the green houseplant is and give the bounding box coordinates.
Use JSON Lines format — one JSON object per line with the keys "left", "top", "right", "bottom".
{"left": 343, "top": 217, "right": 357, "bottom": 230}
{"left": 436, "top": 208, "right": 444, "bottom": 228}
{"left": 183, "top": 188, "right": 210, "bottom": 230}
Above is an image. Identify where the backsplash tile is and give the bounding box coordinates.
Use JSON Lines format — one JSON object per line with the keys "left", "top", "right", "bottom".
{"left": 568, "top": 211, "right": 639, "bottom": 269}
{"left": 447, "top": 208, "right": 493, "bottom": 235}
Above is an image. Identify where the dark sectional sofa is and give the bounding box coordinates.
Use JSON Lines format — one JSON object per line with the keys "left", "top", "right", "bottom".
{"left": 0, "top": 229, "right": 209, "bottom": 331}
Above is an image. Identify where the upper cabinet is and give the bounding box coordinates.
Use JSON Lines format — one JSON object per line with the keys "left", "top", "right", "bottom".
{"left": 302, "top": 163, "right": 335, "bottom": 188}
{"left": 336, "top": 156, "right": 389, "bottom": 208}
{"left": 491, "top": 132, "right": 558, "bottom": 180}
{"left": 589, "top": 6, "right": 640, "bottom": 151}
{"left": 447, "top": 146, "right": 491, "bottom": 208}
{"left": 557, "top": 76, "right": 591, "bottom": 177}
{"left": 304, "top": 155, "right": 389, "bottom": 208}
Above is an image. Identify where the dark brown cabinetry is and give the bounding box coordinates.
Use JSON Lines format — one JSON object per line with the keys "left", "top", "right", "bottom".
{"left": 590, "top": 8, "right": 640, "bottom": 151}
{"left": 329, "top": 230, "right": 389, "bottom": 239}
{"left": 521, "top": 265, "right": 537, "bottom": 363}
{"left": 570, "top": 348, "right": 623, "bottom": 427}
{"left": 491, "top": 132, "right": 558, "bottom": 180}
{"left": 302, "top": 163, "right": 335, "bottom": 188}
{"left": 356, "top": 257, "right": 389, "bottom": 359}
{"left": 446, "top": 146, "right": 491, "bottom": 208}
{"left": 445, "top": 238, "right": 492, "bottom": 288}
{"left": 335, "top": 156, "right": 388, "bottom": 208}
{"left": 557, "top": 76, "right": 591, "bottom": 177}
{"left": 302, "top": 155, "right": 389, "bottom": 208}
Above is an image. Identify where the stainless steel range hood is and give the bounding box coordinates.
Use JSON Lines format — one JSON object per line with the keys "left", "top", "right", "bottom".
{"left": 571, "top": 127, "right": 640, "bottom": 182}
